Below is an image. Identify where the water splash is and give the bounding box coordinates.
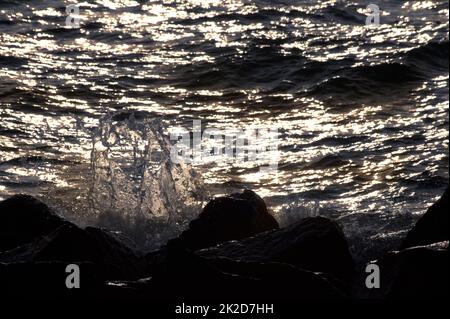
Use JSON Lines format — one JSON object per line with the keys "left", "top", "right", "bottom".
{"left": 89, "top": 112, "right": 206, "bottom": 218}
{"left": 276, "top": 197, "right": 323, "bottom": 227}
{"left": 43, "top": 112, "right": 208, "bottom": 249}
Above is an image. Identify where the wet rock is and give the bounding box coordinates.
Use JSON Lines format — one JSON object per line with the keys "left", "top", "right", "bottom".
{"left": 204, "top": 256, "right": 347, "bottom": 299}
{"left": 84, "top": 226, "right": 146, "bottom": 279}
{"left": 171, "top": 190, "right": 279, "bottom": 250}
{"left": 387, "top": 242, "right": 449, "bottom": 299}
{"left": 401, "top": 188, "right": 449, "bottom": 249}
{"left": 354, "top": 188, "right": 450, "bottom": 299}
{"left": 0, "top": 261, "right": 105, "bottom": 299}
{"left": 198, "top": 216, "right": 355, "bottom": 283}
{"left": 0, "top": 224, "right": 146, "bottom": 280}
{"left": 117, "top": 249, "right": 346, "bottom": 300}
{"left": 0, "top": 194, "right": 67, "bottom": 252}
{"left": 363, "top": 241, "right": 449, "bottom": 299}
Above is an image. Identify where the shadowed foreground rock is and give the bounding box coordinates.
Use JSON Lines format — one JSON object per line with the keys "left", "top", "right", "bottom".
{"left": 386, "top": 242, "right": 449, "bottom": 299}
{"left": 1, "top": 190, "right": 448, "bottom": 299}
{"left": 0, "top": 194, "right": 67, "bottom": 252}
{"left": 0, "top": 261, "right": 106, "bottom": 299}
{"left": 107, "top": 249, "right": 346, "bottom": 300}
{"left": 171, "top": 190, "right": 279, "bottom": 250}
{"left": 198, "top": 216, "right": 355, "bottom": 283}
{"left": 0, "top": 223, "right": 146, "bottom": 280}
{"left": 361, "top": 241, "right": 449, "bottom": 299}
{"left": 401, "top": 187, "right": 449, "bottom": 249}
{"left": 358, "top": 188, "right": 450, "bottom": 299}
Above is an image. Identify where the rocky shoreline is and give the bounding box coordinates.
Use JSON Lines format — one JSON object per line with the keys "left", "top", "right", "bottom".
{"left": 0, "top": 189, "right": 448, "bottom": 299}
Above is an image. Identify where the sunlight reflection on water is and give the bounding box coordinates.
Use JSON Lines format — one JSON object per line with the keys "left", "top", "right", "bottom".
{"left": 0, "top": 1, "right": 448, "bottom": 250}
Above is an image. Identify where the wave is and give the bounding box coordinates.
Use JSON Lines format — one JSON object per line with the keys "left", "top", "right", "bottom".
{"left": 404, "top": 40, "right": 449, "bottom": 72}
{"left": 174, "top": 1, "right": 369, "bottom": 26}
{"left": 0, "top": 55, "right": 27, "bottom": 68}
{"left": 305, "top": 154, "right": 349, "bottom": 170}
{"left": 320, "top": 4, "right": 366, "bottom": 25}
{"left": 170, "top": 36, "right": 447, "bottom": 102}
{"left": 307, "top": 39, "right": 448, "bottom": 102}
{"left": 308, "top": 62, "right": 423, "bottom": 101}
{"left": 172, "top": 44, "right": 307, "bottom": 89}
{"left": 175, "top": 8, "right": 314, "bottom": 25}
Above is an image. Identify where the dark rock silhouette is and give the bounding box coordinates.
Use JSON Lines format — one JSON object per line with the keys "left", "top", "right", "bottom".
{"left": 401, "top": 188, "right": 449, "bottom": 249}
{"left": 198, "top": 216, "right": 355, "bottom": 282}
{"left": 170, "top": 189, "right": 279, "bottom": 250}
{"left": 1, "top": 190, "right": 448, "bottom": 300}
{"left": 0, "top": 194, "right": 67, "bottom": 252}
{"left": 363, "top": 241, "right": 449, "bottom": 299}
{"left": 0, "top": 261, "right": 105, "bottom": 299}
{"left": 111, "top": 249, "right": 346, "bottom": 300}
{"left": 84, "top": 226, "right": 145, "bottom": 278}
{"left": 0, "top": 223, "right": 146, "bottom": 280}
{"left": 387, "top": 242, "right": 449, "bottom": 299}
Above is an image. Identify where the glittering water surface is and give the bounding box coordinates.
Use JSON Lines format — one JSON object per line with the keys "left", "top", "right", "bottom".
{"left": 0, "top": 0, "right": 448, "bottom": 252}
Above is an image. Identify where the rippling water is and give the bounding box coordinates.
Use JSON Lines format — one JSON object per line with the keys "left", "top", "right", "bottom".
{"left": 0, "top": 0, "right": 448, "bottom": 253}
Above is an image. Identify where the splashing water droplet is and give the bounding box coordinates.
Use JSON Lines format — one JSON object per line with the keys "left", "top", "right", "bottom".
{"left": 89, "top": 112, "right": 207, "bottom": 218}
{"left": 43, "top": 112, "right": 208, "bottom": 249}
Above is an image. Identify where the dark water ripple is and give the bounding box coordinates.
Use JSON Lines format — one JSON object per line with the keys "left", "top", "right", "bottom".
{"left": 0, "top": 0, "right": 448, "bottom": 252}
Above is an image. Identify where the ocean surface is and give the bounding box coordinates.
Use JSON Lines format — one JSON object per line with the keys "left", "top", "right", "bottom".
{"left": 0, "top": 0, "right": 448, "bottom": 256}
